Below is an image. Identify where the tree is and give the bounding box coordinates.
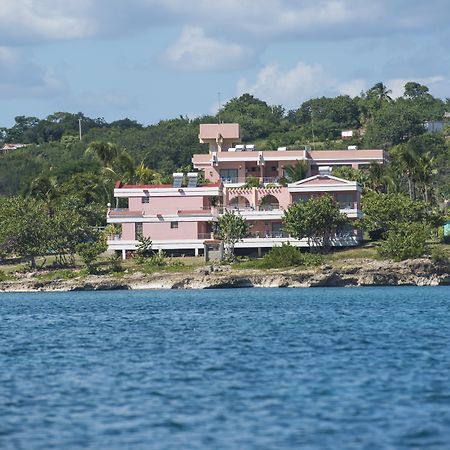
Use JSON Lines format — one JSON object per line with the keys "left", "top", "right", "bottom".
{"left": 368, "top": 82, "right": 392, "bottom": 101}
{"left": 283, "top": 194, "right": 348, "bottom": 252}
{"left": 217, "top": 210, "right": 249, "bottom": 258}
{"left": 403, "top": 82, "right": 430, "bottom": 100}
{"left": 378, "top": 222, "right": 431, "bottom": 261}
{"left": 284, "top": 160, "right": 309, "bottom": 182}
{"left": 362, "top": 192, "right": 431, "bottom": 239}
{"left": 85, "top": 141, "right": 120, "bottom": 168}
{"left": 76, "top": 231, "right": 108, "bottom": 274}
{"left": 50, "top": 199, "right": 102, "bottom": 266}
{"left": 0, "top": 196, "right": 51, "bottom": 269}
{"left": 364, "top": 100, "right": 424, "bottom": 147}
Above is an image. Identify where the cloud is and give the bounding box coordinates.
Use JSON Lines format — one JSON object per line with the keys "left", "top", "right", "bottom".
{"left": 2, "top": 0, "right": 449, "bottom": 46}
{"left": 162, "top": 26, "right": 254, "bottom": 71}
{"left": 386, "top": 76, "right": 448, "bottom": 99}
{"left": 237, "top": 61, "right": 364, "bottom": 107}
{"left": 0, "top": 0, "right": 96, "bottom": 44}
{"left": 0, "top": 46, "right": 67, "bottom": 98}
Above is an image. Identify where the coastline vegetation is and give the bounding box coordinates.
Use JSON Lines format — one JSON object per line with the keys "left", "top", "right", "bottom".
{"left": 0, "top": 81, "right": 449, "bottom": 279}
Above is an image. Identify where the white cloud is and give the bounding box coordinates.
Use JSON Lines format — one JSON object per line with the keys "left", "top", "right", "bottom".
{"left": 237, "top": 61, "right": 364, "bottom": 107}
{"left": 162, "top": 26, "right": 253, "bottom": 71}
{"left": 386, "top": 76, "right": 448, "bottom": 98}
{"left": 2, "top": 0, "right": 449, "bottom": 46}
{"left": 338, "top": 79, "right": 366, "bottom": 97}
{"left": 0, "top": 0, "right": 96, "bottom": 44}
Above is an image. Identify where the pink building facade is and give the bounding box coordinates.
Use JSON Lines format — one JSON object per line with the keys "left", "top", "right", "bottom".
{"left": 107, "top": 123, "right": 385, "bottom": 258}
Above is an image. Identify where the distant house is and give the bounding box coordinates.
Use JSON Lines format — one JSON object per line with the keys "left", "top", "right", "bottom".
{"left": 424, "top": 113, "right": 450, "bottom": 134}
{"left": 0, "top": 143, "right": 29, "bottom": 155}
{"left": 341, "top": 129, "right": 365, "bottom": 140}
{"left": 424, "top": 121, "right": 445, "bottom": 133}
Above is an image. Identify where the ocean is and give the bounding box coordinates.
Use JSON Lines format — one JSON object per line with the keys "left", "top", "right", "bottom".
{"left": 1, "top": 287, "right": 450, "bottom": 449}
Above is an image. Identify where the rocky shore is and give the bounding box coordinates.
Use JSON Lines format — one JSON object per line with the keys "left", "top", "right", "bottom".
{"left": 1, "top": 258, "right": 449, "bottom": 292}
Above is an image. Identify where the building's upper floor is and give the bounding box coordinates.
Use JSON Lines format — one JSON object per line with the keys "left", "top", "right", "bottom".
{"left": 193, "top": 123, "right": 387, "bottom": 185}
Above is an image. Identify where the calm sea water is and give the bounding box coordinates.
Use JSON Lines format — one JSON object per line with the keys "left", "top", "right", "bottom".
{"left": 1, "top": 287, "right": 450, "bottom": 450}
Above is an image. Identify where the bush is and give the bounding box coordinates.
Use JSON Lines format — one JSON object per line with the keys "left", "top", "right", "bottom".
{"left": 378, "top": 222, "right": 430, "bottom": 261}
{"left": 431, "top": 247, "right": 449, "bottom": 264}
{"left": 260, "top": 244, "right": 323, "bottom": 268}
{"left": 108, "top": 255, "right": 124, "bottom": 273}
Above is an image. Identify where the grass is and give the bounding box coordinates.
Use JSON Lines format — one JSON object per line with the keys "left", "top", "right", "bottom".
{"left": 36, "top": 269, "right": 83, "bottom": 282}
{"left": 1, "top": 241, "right": 448, "bottom": 283}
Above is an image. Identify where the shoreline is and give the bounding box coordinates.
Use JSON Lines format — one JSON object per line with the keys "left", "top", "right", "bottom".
{"left": 1, "top": 258, "right": 449, "bottom": 292}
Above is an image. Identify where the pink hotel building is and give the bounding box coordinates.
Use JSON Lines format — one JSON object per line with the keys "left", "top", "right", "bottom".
{"left": 107, "top": 123, "right": 387, "bottom": 258}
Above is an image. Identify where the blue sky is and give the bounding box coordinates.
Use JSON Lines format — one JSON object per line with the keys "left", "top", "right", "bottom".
{"left": 1, "top": 0, "right": 449, "bottom": 127}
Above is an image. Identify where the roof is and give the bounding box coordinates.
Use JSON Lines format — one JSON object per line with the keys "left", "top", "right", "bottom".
{"left": 288, "top": 174, "right": 358, "bottom": 187}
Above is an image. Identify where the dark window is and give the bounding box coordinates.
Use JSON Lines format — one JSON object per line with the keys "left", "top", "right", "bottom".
{"left": 141, "top": 196, "right": 149, "bottom": 203}
{"left": 171, "top": 221, "right": 179, "bottom": 229}
{"left": 220, "top": 169, "right": 238, "bottom": 183}
{"left": 135, "top": 223, "right": 143, "bottom": 239}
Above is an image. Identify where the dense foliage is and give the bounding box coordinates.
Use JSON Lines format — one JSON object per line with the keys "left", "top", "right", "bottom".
{"left": 217, "top": 210, "right": 249, "bottom": 258}
{"left": 283, "top": 194, "right": 348, "bottom": 252}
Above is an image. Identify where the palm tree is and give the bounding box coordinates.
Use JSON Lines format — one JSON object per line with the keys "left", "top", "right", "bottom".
{"left": 396, "top": 144, "right": 418, "bottom": 200}
{"left": 367, "top": 162, "right": 394, "bottom": 193}
{"left": 85, "top": 141, "right": 120, "bottom": 168}
{"left": 368, "top": 82, "right": 393, "bottom": 103}
{"left": 284, "top": 160, "right": 309, "bottom": 182}
{"left": 415, "top": 152, "right": 435, "bottom": 204}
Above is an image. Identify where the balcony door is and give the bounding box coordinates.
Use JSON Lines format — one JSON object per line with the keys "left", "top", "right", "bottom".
{"left": 220, "top": 169, "right": 238, "bottom": 183}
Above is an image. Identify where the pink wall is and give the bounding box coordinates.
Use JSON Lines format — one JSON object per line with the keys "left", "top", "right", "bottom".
{"left": 143, "top": 221, "right": 199, "bottom": 240}
{"left": 122, "top": 223, "right": 135, "bottom": 240}
{"left": 129, "top": 195, "right": 206, "bottom": 215}
{"left": 121, "top": 220, "right": 203, "bottom": 241}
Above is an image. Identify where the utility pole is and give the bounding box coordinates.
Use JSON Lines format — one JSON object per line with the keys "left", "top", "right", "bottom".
{"left": 78, "top": 118, "right": 82, "bottom": 141}
{"left": 217, "top": 92, "right": 221, "bottom": 124}
{"left": 311, "top": 109, "right": 316, "bottom": 150}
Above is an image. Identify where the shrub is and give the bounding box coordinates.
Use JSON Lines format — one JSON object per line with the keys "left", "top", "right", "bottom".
{"left": 431, "top": 247, "right": 449, "bottom": 264}
{"left": 378, "top": 222, "right": 430, "bottom": 261}
{"left": 260, "top": 244, "right": 323, "bottom": 268}
{"left": 108, "top": 255, "right": 124, "bottom": 273}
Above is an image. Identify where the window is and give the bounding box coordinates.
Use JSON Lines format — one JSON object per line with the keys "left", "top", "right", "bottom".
{"left": 135, "top": 223, "right": 143, "bottom": 239}
{"left": 220, "top": 169, "right": 238, "bottom": 183}
{"left": 171, "top": 221, "right": 179, "bottom": 229}
{"left": 141, "top": 196, "right": 149, "bottom": 203}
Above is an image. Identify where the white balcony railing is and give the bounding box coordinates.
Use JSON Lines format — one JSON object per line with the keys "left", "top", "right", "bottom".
{"left": 220, "top": 176, "right": 280, "bottom": 185}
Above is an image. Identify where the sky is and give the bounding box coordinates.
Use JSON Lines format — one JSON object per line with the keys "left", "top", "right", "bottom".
{"left": 1, "top": 0, "right": 449, "bottom": 128}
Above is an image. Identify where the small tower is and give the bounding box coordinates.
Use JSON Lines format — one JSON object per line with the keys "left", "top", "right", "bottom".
{"left": 198, "top": 123, "right": 240, "bottom": 153}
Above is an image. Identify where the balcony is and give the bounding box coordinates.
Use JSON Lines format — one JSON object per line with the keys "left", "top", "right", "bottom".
{"left": 108, "top": 208, "right": 144, "bottom": 217}
{"left": 177, "top": 207, "right": 214, "bottom": 216}
{"left": 220, "top": 176, "right": 280, "bottom": 185}
{"left": 338, "top": 202, "right": 358, "bottom": 210}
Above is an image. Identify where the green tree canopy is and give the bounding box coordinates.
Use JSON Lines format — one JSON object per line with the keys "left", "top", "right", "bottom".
{"left": 217, "top": 210, "right": 249, "bottom": 258}
{"left": 283, "top": 194, "right": 348, "bottom": 252}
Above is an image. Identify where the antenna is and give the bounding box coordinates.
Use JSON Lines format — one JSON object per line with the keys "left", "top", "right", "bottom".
{"left": 311, "top": 109, "right": 316, "bottom": 150}
{"left": 217, "top": 92, "right": 221, "bottom": 124}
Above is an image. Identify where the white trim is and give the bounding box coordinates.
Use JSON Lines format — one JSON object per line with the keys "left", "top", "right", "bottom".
{"left": 107, "top": 236, "right": 360, "bottom": 252}
{"left": 289, "top": 185, "right": 359, "bottom": 193}
{"left": 107, "top": 214, "right": 215, "bottom": 224}
{"left": 114, "top": 186, "right": 221, "bottom": 198}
